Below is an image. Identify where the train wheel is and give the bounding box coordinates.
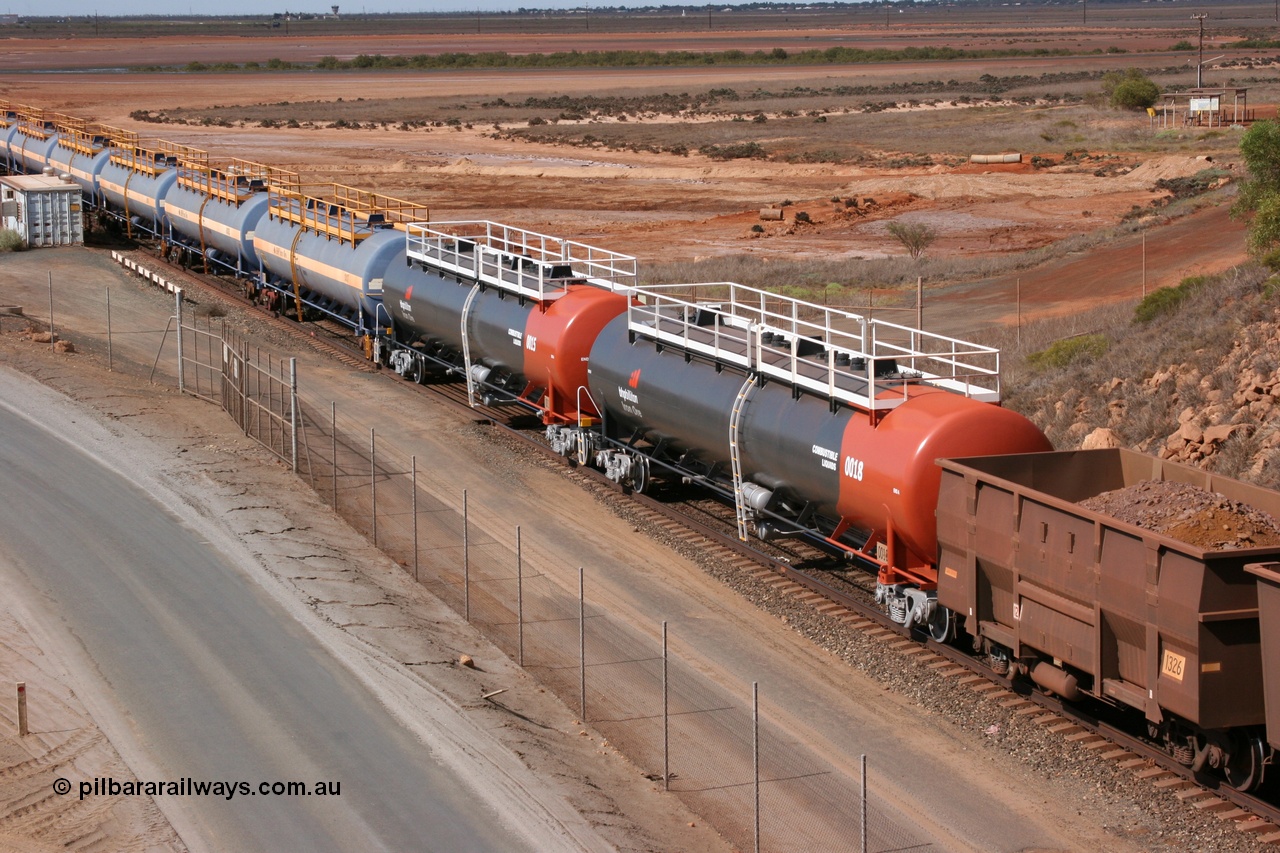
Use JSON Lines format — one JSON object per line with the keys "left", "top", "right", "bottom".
{"left": 630, "top": 454, "right": 650, "bottom": 495}
{"left": 409, "top": 358, "right": 425, "bottom": 385}
{"left": 928, "top": 605, "right": 954, "bottom": 643}
{"left": 1223, "top": 732, "right": 1267, "bottom": 792}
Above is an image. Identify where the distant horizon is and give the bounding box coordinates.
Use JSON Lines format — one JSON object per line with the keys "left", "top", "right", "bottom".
{"left": 7, "top": 1, "right": 880, "bottom": 18}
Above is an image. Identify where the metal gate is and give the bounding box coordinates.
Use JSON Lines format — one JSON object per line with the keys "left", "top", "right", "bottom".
{"left": 218, "top": 335, "right": 298, "bottom": 470}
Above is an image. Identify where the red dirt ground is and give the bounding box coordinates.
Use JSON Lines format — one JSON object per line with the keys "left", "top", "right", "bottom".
{"left": 1, "top": 32, "right": 1251, "bottom": 336}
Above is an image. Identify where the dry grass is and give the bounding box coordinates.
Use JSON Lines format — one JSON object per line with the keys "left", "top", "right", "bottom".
{"left": 988, "top": 261, "right": 1280, "bottom": 482}
{"left": 641, "top": 193, "right": 1218, "bottom": 299}
{"left": 129, "top": 59, "right": 1280, "bottom": 167}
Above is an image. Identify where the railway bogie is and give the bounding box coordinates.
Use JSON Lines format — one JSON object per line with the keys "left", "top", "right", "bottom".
{"left": 165, "top": 183, "right": 270, "bottom": 275}
{"left": 386, "top": 221, "right": 635, "bottom": 424}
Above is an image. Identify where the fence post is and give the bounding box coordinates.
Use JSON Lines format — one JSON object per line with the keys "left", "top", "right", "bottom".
{"left": 16, "top": 682, "right": 26, "bottom": 737}
{"left": 105, "top": 287, "right": 112, "bottom": 371}
{"left": 516, "top": 525, "right": 523, "bottom": 667}
{"left": 175, "top": 288, "right": 185, "bottom": 393}
{"left": 370, "top": 427, "right": 377, "bottom": 548}
{"left": 579, "top": 566, "right": 586, "bottom": 721}
{"left": 916, "top": 275, "right": 923, "bottom": 331}
{"left": 1016, "top": 278, "right": 1022, "bottom": 348}
{"left": 662, "top": 620, "right": 669, "bottom": 791}
{"left": 289, "top": 358, "right": 298, "bottom": 473}
{"left": 241, "top": 341, "right": 249, "bottom": 436}
{"left": 463, "top": 489, "right": 470, "bottom": 622}
{"left": 192, "top": 314, "right": 201, "bottom": 401}
{"left": 411, "top": 455, "right": 419, "bottom": 583}
{"left": 753, "top": 681, "right": 760, "bottom": 853}
{"left": 861, "top": 753, "right": 868, "bottom": 853}
{"left": 331, "top": 401, "right": 337, "bottom": 507}
{"left": 147, "top": 316, "right": 176, "bottom": 384}
{"left": 275, "top": 355, "right": 282, "bottom": 456}
{"left": 47, "top": 271, "right": 54, "bottom": 352}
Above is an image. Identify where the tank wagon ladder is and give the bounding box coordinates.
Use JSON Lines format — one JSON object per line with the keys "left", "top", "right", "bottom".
{"left": 460, "top": 284, "right": 484, "bottom": 407}
{"left": 402, "top": 220, "right": 637, "bottom": 418}
{"left": 0, "top": 101, "right": 13, "bottom": 173}
{"left": 404, "top": 220, "right": 637, "bottom": 303}
{"left": 174, "top": 158, "right": 296, "bottom": 276}
{"left": 103, "top": 135, "right": 198, "bottom": 240}
{"left": 625, "top": 281, "right": 1002, "bottom": 417}
{"left": 729, "top": 376, "right": 759, "bottom": 541}
{"left": 269, "top": 181, "right": 429, "bottom": 248}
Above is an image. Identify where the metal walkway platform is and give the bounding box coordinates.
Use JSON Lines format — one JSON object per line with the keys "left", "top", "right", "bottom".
{"left": 627, "top": 282, "right": 1002, "bottom": 413}
{"left": 405, "top": 220, "right": 637, "bottom": 301}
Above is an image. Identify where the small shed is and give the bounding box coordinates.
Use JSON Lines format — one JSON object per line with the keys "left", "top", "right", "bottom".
{"left": 1, "top": 173, "right": 83, "bottom": 247}
{"left": 1153, "top": 87, "right": 1253, "bottom": 129}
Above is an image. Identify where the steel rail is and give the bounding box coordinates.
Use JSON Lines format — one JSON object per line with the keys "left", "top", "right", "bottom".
{"left": 132, "top": 238, "right": 1280, "bottom": 841}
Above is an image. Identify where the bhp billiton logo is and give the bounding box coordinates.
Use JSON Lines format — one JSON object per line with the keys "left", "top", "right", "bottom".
{"left": 628, "top": 369, "right": 641, "bottom": 388}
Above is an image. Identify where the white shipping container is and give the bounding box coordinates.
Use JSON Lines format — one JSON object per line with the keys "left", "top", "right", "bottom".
{"left": 1, "top": 174, "right": 84, "bottom": 247}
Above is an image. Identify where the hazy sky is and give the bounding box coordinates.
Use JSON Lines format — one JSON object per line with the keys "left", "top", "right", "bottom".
{"left": 18, "top": 1, "right": 794, "bottom": 16}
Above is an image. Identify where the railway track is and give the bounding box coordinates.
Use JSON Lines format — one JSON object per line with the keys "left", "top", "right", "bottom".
{"left": 631, "top": 486, "right": 1280, "bottom": 842}
{"left": 126, "top": 240, "right": 1280, "bottom": 846}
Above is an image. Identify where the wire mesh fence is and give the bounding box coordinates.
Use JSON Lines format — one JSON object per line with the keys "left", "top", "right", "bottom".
{"left": 174, "top": 317, "right": 934, "bottom": 853}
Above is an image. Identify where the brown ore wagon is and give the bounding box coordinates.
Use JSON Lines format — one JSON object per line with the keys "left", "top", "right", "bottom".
{"left": 935, "top": 448, "right": 1280, "bottom": 791}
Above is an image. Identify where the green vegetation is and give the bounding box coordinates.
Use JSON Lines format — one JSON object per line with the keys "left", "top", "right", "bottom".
{"left": 306, "top": 45, "right": 1081, "bottom": 73}
{"left": 1234, "top": 120, "right": 1280, "bottom": 255}
{"left": 885, "top": 221, "right": 938, "bottom": 259}
{"left": 698, "top": 142, "right": 768, "bottom": 160}
{"left": 1026, "top": 334, "right": 1108, "bottom": 370}
{"left": 0, "top": 229, "right": 26, "bottom": 252}
{"left": 1101, "top": 68, "right": 1159, "bottom": 110}
{"left": 130, "top": 45, "right": 1096, "bottom": 75}
{"left": 1133, "top": 275, "right": 1209, "bottom": 323}
{"left": 1230, "top": 37, "right": 1280, "bottom": 49}
{"left": 991, "top": 263, "right": 1279, "bottom": 481}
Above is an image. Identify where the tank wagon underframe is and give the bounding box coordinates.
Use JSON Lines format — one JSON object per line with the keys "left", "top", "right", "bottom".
{"left": 383, "top": 220, "right": 637, "bottom": 424}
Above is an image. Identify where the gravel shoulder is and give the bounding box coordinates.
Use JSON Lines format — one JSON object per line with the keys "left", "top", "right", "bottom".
{"left": 0, "top": 253, "right": 727, "bottom": 852}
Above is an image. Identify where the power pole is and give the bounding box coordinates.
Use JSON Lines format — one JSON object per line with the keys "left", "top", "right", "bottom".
{"left": 1192, "top": 14, "right": 1207, "bottom": 89}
